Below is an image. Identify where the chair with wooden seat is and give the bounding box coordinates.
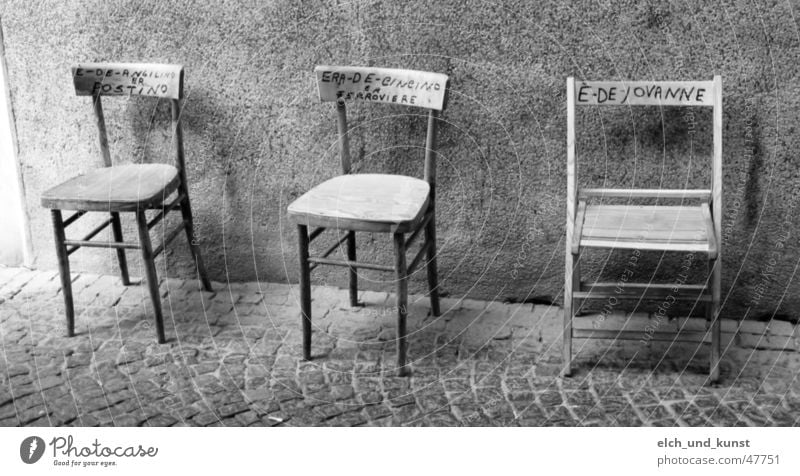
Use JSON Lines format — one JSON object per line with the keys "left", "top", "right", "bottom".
{"left": 41, "top": 62, "right": 212, "bottom": 343}
{"left": 288, "top": 65, "right": 448, "bottom": 376}
{"left": 564, "top": 77, "right": 723, "bottom": 382}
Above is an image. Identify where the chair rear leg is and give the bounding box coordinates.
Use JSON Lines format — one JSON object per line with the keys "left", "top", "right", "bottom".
{"left": 424, "top": 213, "right": 441, "bottom": 317}
{"left": 393, "top": 232, "right": 409, "bottom": 377}
{"left": 346, "top": 230, "right": 359, "bottom": 307}
{"left": 136, "top": 210, "right": 166, "bottom": 344}
{"left": 110, "top": 212, "right": 130, "bottom": 285}
{"left": 179, "top": 193, "right": 212, "bottom": 292}
{"left": 51, "top": 210, "right": 75, "bottom": 337}
{"left": 298, "top": 224, "right": 312, "bottom": 360}
{"left": 709, "top": 258, "right": 721, "bottom": 383}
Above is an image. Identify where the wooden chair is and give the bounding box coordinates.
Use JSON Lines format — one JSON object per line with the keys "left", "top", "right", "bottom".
{"left": 41, "top": 62, "right": 212, "bottom": 343}
{"left": 288, "top": 65, "right": 448, "bottom": 376}
{"left": 564, "top": 77, "right": 722, "bottom": 382}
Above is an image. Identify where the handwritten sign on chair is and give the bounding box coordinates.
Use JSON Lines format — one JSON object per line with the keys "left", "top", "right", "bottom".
{"left": 575, "top": 80, "right": 714, "bottom": 106}
{"left": 73, "top": 63, "right": 183, "bottom": 100}
{"left": 315, "top": 65, "right": 448, "bottom": 110}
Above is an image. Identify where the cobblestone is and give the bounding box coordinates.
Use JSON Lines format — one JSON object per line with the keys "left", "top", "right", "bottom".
{"left": 1, "top": 267, "right": 800, "bottom": 426}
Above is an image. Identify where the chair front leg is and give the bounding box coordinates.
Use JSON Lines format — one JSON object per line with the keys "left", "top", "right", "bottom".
{"left": 708, "top": 258, "right": 721, "bottom": 383}
{"left": 135, "top": 209, "right": 166, "bottom": 344}
{"left": 298, "top": 224, "right": 312, "bottom": 360}
{"left": 393, "top": 232, "right": 409, "bottom": 377}
{"left": 563, "top": 251, "right": 577, "bottom": 377}
{"left": 110, "top": 211, "right": 130, "bottom": 285}
{"left": 347, "top": 230, "right": 359, "bottom": 307}
{"left": 51, "top": 210, "right": 75, "bottom": 337}
{"left": 424, "top": 211, "right": 441, "bottom": 317}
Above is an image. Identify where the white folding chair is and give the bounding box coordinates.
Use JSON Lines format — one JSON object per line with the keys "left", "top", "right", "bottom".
{"left": 564, "top": 77, "right": 722, "bottom": 382}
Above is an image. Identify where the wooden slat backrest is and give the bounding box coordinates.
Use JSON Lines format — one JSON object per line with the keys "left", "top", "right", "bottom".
{"left": 574, "top": 80, "right": 714, "bottom": 107}
{"left": 567, "top": 76, "right": 722, "bottom": 200}
{"left": 73, "top": 63, "right": 183, "bottom": 100}
{"left": 315, "top": 65, "right": 448, "bottom": 111}
{"left": 316, "top": 65, "right": 447, "bottom": 198}
{"left": 73, "top": 62, "right": 188, "bottom": 178}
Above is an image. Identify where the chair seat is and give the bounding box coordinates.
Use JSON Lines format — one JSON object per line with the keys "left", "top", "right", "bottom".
{"left": 41, "top": 164, "right": 180, "bottom": 211}
{"left": 578, "top": 203, "right": 717, "bottom": 257}
{"left": 287, "top": 174, "right": 430, "bottom": 233}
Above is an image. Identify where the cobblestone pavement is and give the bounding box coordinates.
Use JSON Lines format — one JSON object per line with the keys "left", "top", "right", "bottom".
{"left": 1, "top": 266, "right": 799, "bottom": 427}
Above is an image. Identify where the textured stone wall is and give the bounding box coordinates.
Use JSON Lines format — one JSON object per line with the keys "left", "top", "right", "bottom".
{"left": 1, "top": 0, "right": 797, "bottom": 321}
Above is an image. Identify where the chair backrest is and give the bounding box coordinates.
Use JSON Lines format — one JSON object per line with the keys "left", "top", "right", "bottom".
{"left": 71, "top": 62, "right": 188, "bottom": 183}
{"left": 314, "top": 65, "right": 448, "bottom": 196}
{"left": 566, "top": 76, "right": 723, "bottom": 244}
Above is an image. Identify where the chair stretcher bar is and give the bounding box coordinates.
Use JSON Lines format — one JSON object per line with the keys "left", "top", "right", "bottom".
{"left": 63, "top": 210, "right": 88, "bottom": 227}
{"left": 64, "top": 217, "right": 117, "bottom": 255}
{"left": 308, "top": 257, "right": 394, "bottom": 272}
{"left": 66, "top": 239, "right": 140, "bottom": 255}
{"left": 309, "top": 227, "right": 326, "bottom": 243}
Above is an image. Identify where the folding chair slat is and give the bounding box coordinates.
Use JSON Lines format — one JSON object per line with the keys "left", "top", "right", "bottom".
{"left": 578, "top": 239, "right": 713, "bottom": 253}
{"left": 575, "top": 282, "right": 712, "bottom": 302}
{"left": 573, "top": 329, "right": 710, "bottom": 343}
{"left": 580, "top": 204, "right": 713, "bottom": 250}
{"left": 580, "top": 188, "right": 711, "bottom": 200}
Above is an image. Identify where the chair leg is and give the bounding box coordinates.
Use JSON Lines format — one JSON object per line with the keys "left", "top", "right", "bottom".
{"left": 563, "top": 251, "right": 576, "bottom": 377}
{"left": 135, "top": 209, "right": 166, "bottom": 344}
{"left": 179, "top": 192, "right": 212, "bottom": 292}
{"left": 110, "top": 212, "right": 130, "bottom": 285}
{"left": 709, "top": 258, "right": 721, "bottom": 383}
{"left": 424, "top": 212, "right": 441, "bottom": 317}
{"left": 298, "top": 224, "right": 312, "bottom": 360}
{"left": 346, "top": 230, "right": 359, "bottom": 307}
{"left": 393, "top": 232, "right": 409, "bottom": 377}
{"left": 51, "top": 210, "right": 75, "bottom": 337}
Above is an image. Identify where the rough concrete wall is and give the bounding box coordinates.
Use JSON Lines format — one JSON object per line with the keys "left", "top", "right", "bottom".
{"left": 1, "top": 0, "right": 798, "bottom": 321}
